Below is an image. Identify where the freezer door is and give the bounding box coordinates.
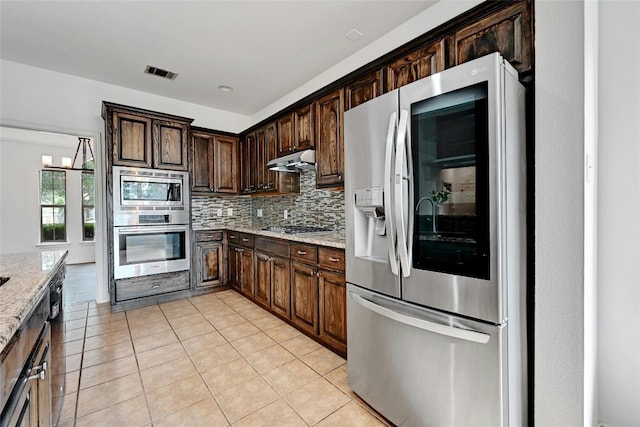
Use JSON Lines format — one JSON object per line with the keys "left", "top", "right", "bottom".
{"left": 347, "top": 284, "right": 514, "bottom": 427}
{"left": 344, "top": 91, "right": 401, "bottom": 298}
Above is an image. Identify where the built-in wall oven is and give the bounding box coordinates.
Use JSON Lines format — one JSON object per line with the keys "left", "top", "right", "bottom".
{"left": 112, "top": 166, "right": 190, "bottom": 279}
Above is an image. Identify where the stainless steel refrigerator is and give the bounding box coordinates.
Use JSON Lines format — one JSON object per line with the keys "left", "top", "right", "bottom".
{"left": 344, "top": 52, "right": 526, "bottom": 426}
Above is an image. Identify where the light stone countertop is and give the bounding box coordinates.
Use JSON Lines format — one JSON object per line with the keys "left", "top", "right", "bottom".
{"left": 0, "top": 250, "right": 67, "bottom": 354}
{"left": 193, "top": 225, "right": 345, "bottom": 249}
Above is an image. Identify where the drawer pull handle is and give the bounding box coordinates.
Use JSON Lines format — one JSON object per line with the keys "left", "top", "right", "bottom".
{"left": 329, "top": 257, "right": 341, "bottom": 262}
{"left": 229, "top": 235, "right": 236, "bottom": 239}
{"left": 242, "top": 238, "right": 249, "bottom": 242}
{"left": 297, "top": 250, "right": 307, "bottom": 255}
{"left": 151, "top": 284, "right": 161, "bottom": 289}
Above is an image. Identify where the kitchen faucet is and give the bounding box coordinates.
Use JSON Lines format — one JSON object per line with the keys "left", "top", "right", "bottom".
{"left": 415, "top": 196, "right": 436, "bottom": 233}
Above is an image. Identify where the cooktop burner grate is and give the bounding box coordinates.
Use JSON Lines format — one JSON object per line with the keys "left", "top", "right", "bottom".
{"left": 262, "top": 225, "right": 334, "bottom": 235}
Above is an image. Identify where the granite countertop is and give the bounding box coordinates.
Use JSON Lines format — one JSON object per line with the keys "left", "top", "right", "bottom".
{"left": 0, "top": 250, "right": 67, "bottom": 354}
{"left": 193, "top": 225, "right": 345, "bottom": 249}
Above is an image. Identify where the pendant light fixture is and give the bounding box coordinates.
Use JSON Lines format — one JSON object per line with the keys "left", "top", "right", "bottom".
{"left": 42, "top": 137, "right": 94, "bottom": 171}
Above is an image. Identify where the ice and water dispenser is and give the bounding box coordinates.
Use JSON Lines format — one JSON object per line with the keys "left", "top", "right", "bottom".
{"left": 353, "top": 187, "right": 389, "bottom": 261}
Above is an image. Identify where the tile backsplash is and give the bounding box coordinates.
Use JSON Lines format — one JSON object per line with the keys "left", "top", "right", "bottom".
{"left": 191, "top": 170, "right": 345, "bottom": 234}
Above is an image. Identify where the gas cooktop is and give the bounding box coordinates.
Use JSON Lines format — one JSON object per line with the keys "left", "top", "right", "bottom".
{"left": 262, "top": 225, "right": 334, "bottom": 235}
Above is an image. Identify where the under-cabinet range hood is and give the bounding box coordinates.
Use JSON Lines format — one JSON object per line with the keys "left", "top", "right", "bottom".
{"left": 267, "top": 149, "right": 315, "bottom": 172}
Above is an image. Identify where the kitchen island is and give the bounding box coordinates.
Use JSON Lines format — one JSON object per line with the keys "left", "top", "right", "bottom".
{"left": 1, "top": 250, "right": 67, "bottom": 425}
{"left": 0, "top": 250, "right": 67, "bottom": 354}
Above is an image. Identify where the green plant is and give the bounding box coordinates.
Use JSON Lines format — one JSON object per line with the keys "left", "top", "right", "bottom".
{"left": 431, "top": 189, "right": 450, "bottom": 204}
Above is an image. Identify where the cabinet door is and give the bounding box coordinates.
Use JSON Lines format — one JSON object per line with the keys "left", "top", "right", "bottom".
{"left": 190, "top": 132, "right": 214, "bottom": 193}
{"left": 228, "top": 245, "right": 240, "bottom": 290}
{"left": 196, "top": 242, "right": 224, "bottom": 287}
{"left": 153, "top": 119, "right": 189, "bottom": 170}
{"left": 239, "top": 248, "right": 255, "bottom": 298}
{"left": 277, "top": 113, "right": 295, "bottom": 156}
{"left": 112, "top": 111, "right": 152, "bottom": 168}
{"left": 451, "top": 2, "right": 532, "bottom": 74}
{"left": 271, "top": 257, "right": 291, "bottom": 319}
{"left": 345, "top": 70, "right": 383, "bottom": 111}
{"left": 315, "top": 89, "right": 344, "bottom": 187}
{"left": 240, "top": 133, "right": 256, "bottom": 194}
{"left": 294, "top": 103, "right": 314, "bottom": 150}
{"left": 255, "top": 127, "right": 269, "bottom": 192}
{"left": 264, "top": 122, "right": 278, "bottom": 191}
{"left": 214, "top": 135, "right": 238, "bottom": 193}
{"left": 291, "top": 262, "right": 319, "bottom": 335}
{"left": 319, "top": 270, "right": 347, "bottom": 354}
{"left": 385, "top": 40, "right": 445, "bottom": 92}
{"left": 255, "top": 252, "right": 271, "bottom": 307}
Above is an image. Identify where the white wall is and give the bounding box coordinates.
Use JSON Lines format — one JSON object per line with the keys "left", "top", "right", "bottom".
{"left": 597, "top": 1, "right": 640, "bottom": 426}
{"left": 0, "top": 59, "right": 251, "bottom": 135}
{"left": 251, "top": 0, "right": 484, "bottom": 125}
{"left": 534, "top": 1, "right": 586, "bottom": 425}
{"left": 0, "top": 132, "right": 95, "bottom": 264}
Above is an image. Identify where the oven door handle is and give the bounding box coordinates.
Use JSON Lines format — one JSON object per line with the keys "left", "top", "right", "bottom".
{"left": 116, "top": 225, "right": 187, "bottom": 234}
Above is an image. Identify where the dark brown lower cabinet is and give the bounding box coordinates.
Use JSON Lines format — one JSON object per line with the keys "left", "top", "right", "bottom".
{"left": 228, "top": 244, "right": 241, "bottom": 291}
{"left": 239, "top": 248, "right": 255, "bottom": 298}
{"left": 255, "top": 252, "right": 271, "bottom": 308}
{"left": 271, "top": 257, "right": 291, "bottom": 319}
{"left": 193, "top": 231, "right": 225, "bottom": 289}
{"left": 290, "top": 262, "right": 319, "bottom": 335}
{"left": 319, "top": 269, "right": 347, "bottom": 354}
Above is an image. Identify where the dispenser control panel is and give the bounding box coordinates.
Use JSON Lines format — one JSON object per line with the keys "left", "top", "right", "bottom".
{"left": 355, "top": 187, "right": 385, "bottom": 223}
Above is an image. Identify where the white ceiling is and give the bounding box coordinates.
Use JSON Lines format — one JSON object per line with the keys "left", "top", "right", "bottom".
{"left": 0, "top": 1, "right": 438, "bottom": 116}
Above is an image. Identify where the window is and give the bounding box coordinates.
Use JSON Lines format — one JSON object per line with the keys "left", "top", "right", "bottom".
{"left": 40, "top": 170, "right": 66, "bottom": 242}
{"left": 82, "top": 171, "right": 95, "bottom": 241}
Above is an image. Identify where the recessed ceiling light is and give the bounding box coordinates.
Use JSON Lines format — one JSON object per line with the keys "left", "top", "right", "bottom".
{"left": 345, "top": 29, "right": 363, "bottom": 41}
{"left": 144, "top": 65, "right": 178, "bottom": 80}
{"left": 218, "top": 85, "right": 234, "bottom": 92}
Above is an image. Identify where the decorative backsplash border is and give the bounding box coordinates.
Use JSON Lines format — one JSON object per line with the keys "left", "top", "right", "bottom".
{"left": 191, "top": 170, "right": 345, "bottom": 235}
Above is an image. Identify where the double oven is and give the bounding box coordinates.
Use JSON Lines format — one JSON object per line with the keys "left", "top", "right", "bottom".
{"left": 112, "top": 167, "right": 190, "bottom": 279}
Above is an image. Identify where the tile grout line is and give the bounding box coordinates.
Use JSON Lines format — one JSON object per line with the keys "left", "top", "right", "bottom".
{"left": 125, "top": 307, "right": 155, "bottom": 427}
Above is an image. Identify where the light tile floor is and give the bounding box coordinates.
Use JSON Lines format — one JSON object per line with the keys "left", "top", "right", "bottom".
{"left": 59, "top": 290, "right": 392, "bottom": 426}
{"left": 63, "top": 263, "right": 96, "bottom": 306}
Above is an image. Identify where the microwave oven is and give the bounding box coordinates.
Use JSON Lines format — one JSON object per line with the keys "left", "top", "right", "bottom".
{"left": 113, "top": 166, "right": 190, "bottom": 226}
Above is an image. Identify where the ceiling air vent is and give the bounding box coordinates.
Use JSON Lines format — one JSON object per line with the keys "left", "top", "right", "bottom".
{"left": 144, "top": 65, "right": 178, "bottom": 80}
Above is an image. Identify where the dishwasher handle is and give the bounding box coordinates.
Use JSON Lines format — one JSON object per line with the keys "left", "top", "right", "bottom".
{"left": 350, "top": 292, "right": 491, "bottom": 344}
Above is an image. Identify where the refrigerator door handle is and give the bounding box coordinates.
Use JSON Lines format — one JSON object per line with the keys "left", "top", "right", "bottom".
{"left": 384, "top": 111, "right": 399, "bottom": 276}
{"left": 350, "top": 291, "right": 491, "bottom": 344}
{"left": 394, "top": 109, "right": 413, "bottom": 278}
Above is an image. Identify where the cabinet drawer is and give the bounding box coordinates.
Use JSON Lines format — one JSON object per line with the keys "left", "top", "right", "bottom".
{"left": 115, "top": 273, "right": 189, "bottom": 301}
{"left": 194, "top": 230, "right": 223, "bottom": 242}
{"left": 318, "top": 247, "right": 345, "bottom": 273}
{"left": 291, "top": 243, "right": 317, "bottom": 264}
{"left": 227, "top": 231, "right": 254, "bottom": 248}
{"left": 255, "top": 236, "right": 289, "bottom": 258}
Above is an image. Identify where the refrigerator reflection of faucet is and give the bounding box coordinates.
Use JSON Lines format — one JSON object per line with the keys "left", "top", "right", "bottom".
{"left": 344, "top": 53, "right": 527, "bottom": 426}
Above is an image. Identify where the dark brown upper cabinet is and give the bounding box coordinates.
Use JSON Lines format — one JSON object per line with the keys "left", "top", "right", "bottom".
{"left": 277, "top": 113, "right": 295, "bottom": 156}
{"left": 153, "top": 119, "right": 189, "bottom": 171}
{"left": 384, "top": 40, "right": 445, "bottom": 92}
{"left": 213, "top": 135, "right": 238, "bottom": 194}
{"left": 190, "top": 129, "right": 238, "bottom": 195}
{"left": 451, "top": 1, "right": 532, "bottom": 75}
{"left": 345, "top": 70, "right": 383, "bottom": 111}
{"left": 315, "top": 88, "right": 344, "bottom": 188}
{"left": 262, "top": 122, "right": 278, "bottom": 191}
{"left": 111, "top": 111, "right": 153, "bottom": 168}
{"left": 190, "top": 131, "right": 215, "bottom": 193}
{"left": 294, "top": 103, "right": 314, "bottom": 150}
{"left": 104, "top": 103, "right": 192, "bottom": 171}
{"left": 240, "top": 132, "right": 257, "bottom": 194}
